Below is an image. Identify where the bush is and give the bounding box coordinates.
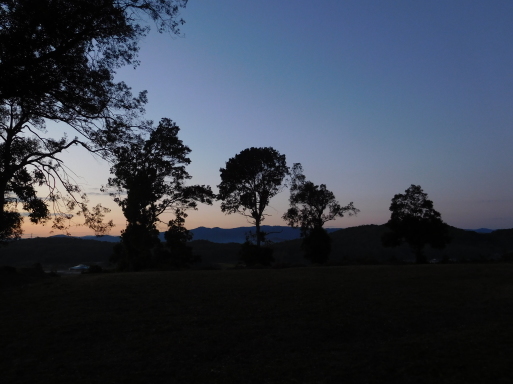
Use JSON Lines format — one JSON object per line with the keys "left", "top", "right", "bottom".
{"left": 238, "top": 241, "right": 274, "bottom": 267}
{"left": 301, "top": 227, "right": 332, "bottom": 264}
{"left": 152, "top": 244, "right": 201, "bottom": 269}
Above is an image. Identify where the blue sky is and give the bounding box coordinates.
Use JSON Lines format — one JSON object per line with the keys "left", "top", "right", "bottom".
{"left": 26, "top": 0, "right": 513, "bottom": 236}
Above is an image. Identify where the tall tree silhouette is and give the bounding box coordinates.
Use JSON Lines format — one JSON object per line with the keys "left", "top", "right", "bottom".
{"left": 382, "top": 184, "right": 451, "bottom": 263}
{"left": 217, "top": 147, "right": 289, "bottom": 249}
{"left": 0, "top": 0, "right": 187, "bottom": 241}
{"left": 283, "top": 163, "right": 359, "bottom": 263}
{"left": 107, "top": 118, "right": 213, "bottom": 270}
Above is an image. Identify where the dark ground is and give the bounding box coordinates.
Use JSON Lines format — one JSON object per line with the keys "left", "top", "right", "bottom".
{"left": 2, "top": 264, "right": 513, "bottom": 383}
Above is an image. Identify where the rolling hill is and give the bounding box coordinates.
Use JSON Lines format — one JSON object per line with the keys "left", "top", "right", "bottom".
{"left": 2, "top": 224, "right": 513, "bottom": 268}
{"left": 273, "top": 225, "right": 513, "bottom": 263}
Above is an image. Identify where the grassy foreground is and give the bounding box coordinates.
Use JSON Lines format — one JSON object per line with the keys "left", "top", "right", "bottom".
{"left": 2, "top": 264, "right": 513, "bottom": 383}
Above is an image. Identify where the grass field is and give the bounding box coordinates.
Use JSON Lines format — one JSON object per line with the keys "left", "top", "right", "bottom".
{"left": 2, "top": 264, "right": 513, "bottom": 383}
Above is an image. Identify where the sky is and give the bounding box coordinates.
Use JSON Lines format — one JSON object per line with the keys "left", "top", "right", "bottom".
{"left": 23, "top": 0, "right": 513, "bottom": 237}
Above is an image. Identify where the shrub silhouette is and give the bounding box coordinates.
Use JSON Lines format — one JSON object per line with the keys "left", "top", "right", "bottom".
{"left": 161, "top": 210, "right": 201, "bottom": 268}
{"left": 301, "top": 226, "right": 332, "bottom": 264}
{"left": 238, "top": 242, "right": 274, "bottom": 267}
{"left": 238, "top": 232, "right": 274, "bottom": 266}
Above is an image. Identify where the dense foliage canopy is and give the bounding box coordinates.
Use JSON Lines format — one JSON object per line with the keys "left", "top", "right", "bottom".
{"left": 107, "top": 118, "right": 212, "bottom": 270}
{"left": 283, "top": 163, "right": 358, "bottom": 236}
{"left": 217, "top": 147, "right": 289, "bottom": 248}
{"left": 0, "top": 0, "right": 187, "bottom": 242}
{"left": 382, "top": 184, "right": 451, "bottom": 263}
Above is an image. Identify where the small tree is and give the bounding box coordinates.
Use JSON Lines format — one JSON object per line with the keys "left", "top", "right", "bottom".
{"left": 217, "top": 147, "right": 288, "bottom": 245}
{"left": 382, "top": 184, "right": 451, "bottom": 264}
{"left": 107, "top": 118, "right": 213, "bottom": 270}
{"left": 283, "top": 164, "right": 359, "bottom": 263}
{"left": 162, "top": 209, "right": 199, "bottom": 268}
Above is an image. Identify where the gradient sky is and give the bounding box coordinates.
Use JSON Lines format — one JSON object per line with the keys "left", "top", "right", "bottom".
{"left": 24, "top": 0, "right": 513, "bottom": 237}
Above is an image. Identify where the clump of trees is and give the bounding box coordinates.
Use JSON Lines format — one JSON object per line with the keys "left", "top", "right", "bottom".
{"left": 2, "top": 2, "right": 458, "bottom": 271}
{"left": 283, "top": 163, "right": 359, "bottom": 263}
{"left": 0, "top": 0, "right": 211, "bottom": 270}
{"left": 106, "top": 118, "right": 212, "bottom": 271}
{"left": 381, "top": 184, "right": 451, "bottom": 264}
{"left": 216, "top": 152, "right": 360, "bottom": 266}
{"left": 0, "top": 0, "right": 188, "bottom": 243}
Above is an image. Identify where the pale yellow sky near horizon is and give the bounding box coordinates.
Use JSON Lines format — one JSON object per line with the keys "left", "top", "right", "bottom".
{"left": 18, "top": 143, "right": 377, "bottom": 238}
{"left": 20, "top": 194, "right": 369, "bottom": 238}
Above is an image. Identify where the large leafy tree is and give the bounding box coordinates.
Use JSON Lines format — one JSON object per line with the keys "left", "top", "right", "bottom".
{"left": 0, "top": 0, "right": 187, "bottom": 241}
{"left": 107, "top": 118, "right": 213, "bottom": 270}
{"left": 382, "top": 184, "right": 451, "bottom": 264}
{"left": 217, "top": 147, "right": 289, "bottom": 248}
{"left": 283, "top": 163, "right": 359, "bottom": 263}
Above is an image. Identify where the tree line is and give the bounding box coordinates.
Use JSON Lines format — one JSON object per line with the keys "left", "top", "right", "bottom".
{"left": 0, "top": 1, "right": 451, "bottom": 269}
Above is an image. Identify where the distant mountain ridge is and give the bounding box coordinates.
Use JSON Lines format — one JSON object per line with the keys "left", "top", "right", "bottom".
{"left": 51, "top": 226, "right": 344, "bottom": 244}
{"left": 465, "top": 228, "right": 495, "bottom": 233}
{"left": 188, "top": 226, "right": 342, "bottom": 243}
{"left": 50, "top": 226, "right": 498, "bottom": 244}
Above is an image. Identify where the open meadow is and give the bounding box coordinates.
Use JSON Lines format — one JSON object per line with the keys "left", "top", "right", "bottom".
{"left": 2, "top": 264, "right": 513, "bottom": 383}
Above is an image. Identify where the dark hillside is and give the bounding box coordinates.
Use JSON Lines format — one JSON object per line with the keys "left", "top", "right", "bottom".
{"left": 273, "top": 225, "right": 513, "bottom": 264}
{"left": 442, "top": 226, "right": 510, "bottom": 260}
{"left": 0, "top": 237, "right": 113, "bottom": 268}
{"left": 272, "top": 225, "right": 412, "bottom": 263}
{"left": 330, "top": 225, "right": 411, "bottom": 262}
{"left": 188, "top": 240, "right": 240, "bottom": 265}
{"left": 328, "top": 225, "right": 513, "bottom": 262}
{"left": 0, "top": 238, "right": 241, "bottom": 269}
{"left": 2, "top": 226, "right": 512, "bottom": 268}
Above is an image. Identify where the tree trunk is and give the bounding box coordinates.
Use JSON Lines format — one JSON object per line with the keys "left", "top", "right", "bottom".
{"left": 255, "top": 220, "right": 261, "bottom": 248}
{"left": 0, "top": 178, "right": 8, "bottom": 228}
{"left": 0, "top": 181, "right": 6, "bottom": 213}
{"left": 414, "top": 246, "right": 427, "bottom": 264}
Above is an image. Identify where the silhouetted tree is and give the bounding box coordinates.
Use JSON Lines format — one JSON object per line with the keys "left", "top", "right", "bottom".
{"left": 106, "top": 118, "right": 213, "bottom": 270}
{"left": 0, "top": 0, "right": 187, "bottom": 241}
{"left": 283, "top": 164, "right": 359, "bottom": 263}
{"left": 217, "top": 147, "right": 287, "bottom": 266}
{"left": 217, "top": 147, "right": 289, "bottom": 247}
{"left": 382, "top": 184, "right": 451, "bottom": 264}
{"left": 161, "top": 209, "right": 200, "bottom": 268}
